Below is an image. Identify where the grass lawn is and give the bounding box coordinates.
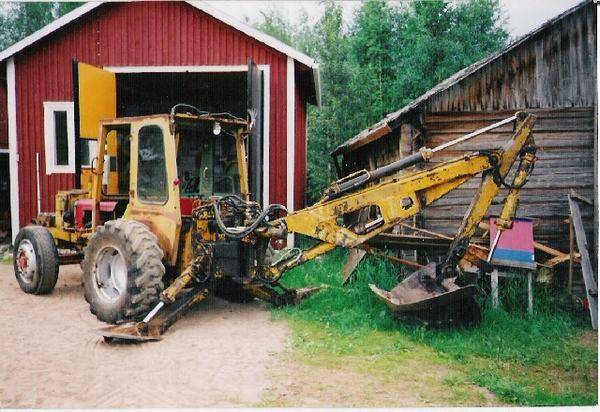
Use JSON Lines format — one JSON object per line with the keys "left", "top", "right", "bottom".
{"left": 275, "top": 244, "right": 598, "bottom": 406}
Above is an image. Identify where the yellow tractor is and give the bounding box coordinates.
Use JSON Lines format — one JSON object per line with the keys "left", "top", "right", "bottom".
{"left": 13, "top": 96, "right": 536, "bottom": 341}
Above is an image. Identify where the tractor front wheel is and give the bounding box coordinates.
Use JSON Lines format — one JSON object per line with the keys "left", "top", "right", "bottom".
{"left": 13, "top": 226, "right": 59, "bottom": 294}
{"left": 82, "top": 219, "right": 165, "bottom": 324}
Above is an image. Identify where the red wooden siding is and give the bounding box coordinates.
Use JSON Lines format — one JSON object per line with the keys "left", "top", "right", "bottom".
{"left": 0, "top": 81, "right": 7, "bottom": 149}
{"left": 294, "top": 77, "right": 307, "bottom": 210}
{"left": 13, "top": 1, "right": 307, "bottom": 226}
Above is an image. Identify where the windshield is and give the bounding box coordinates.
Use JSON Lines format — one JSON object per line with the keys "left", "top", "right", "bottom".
{"left": 177, "top": 126, "right": 240, "bottom": 198}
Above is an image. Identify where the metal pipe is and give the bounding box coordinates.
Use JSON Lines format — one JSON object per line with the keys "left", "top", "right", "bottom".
{"left": 324, "top": 151, "right": 426, "bottom": 200}
{"left": 142, "top": 301, "right": 164, "bottom": 324}
{"left": 367, "top": 152, "right": 427, "bottom": 181}
{"left": 431, "top": 115, "right": 517, "bottom": 154}
{"left": 325, "top": 114, "right": 518, "bottom": 201}
{"left": 487, "top": 230, "right": 502, "bottom": 262}
{"left": 36, "top": 152, "right": 41, "bottom": 214}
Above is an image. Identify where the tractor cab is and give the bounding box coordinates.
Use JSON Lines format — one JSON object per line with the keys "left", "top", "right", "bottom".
{"left": 43, "top": 112, "right": 251, "bottom": 269}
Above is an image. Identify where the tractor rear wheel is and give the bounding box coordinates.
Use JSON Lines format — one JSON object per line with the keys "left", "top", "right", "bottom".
{"left": 13, "top": 226, "right": 59, "bottom": 294}
{"left": 82, "top": 219, "right": 165, "bottom": 324}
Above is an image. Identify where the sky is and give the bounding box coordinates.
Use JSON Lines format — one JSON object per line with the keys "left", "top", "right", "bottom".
{"left": 205, "top": 0, "right": 583, "bottom": 38}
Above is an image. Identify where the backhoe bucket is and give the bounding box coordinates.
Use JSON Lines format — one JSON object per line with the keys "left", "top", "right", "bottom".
{"left": 370, "top": 263, "right": 480, "bottom": 326}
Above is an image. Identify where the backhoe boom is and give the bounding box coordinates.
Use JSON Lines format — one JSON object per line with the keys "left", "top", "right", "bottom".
{"left": 268, "top": 112, "right": 536, "bottom": 287}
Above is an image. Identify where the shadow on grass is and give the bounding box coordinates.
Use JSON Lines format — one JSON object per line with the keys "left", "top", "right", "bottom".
{"left": 277, "top": 244, "right": 598, "bottom": 406}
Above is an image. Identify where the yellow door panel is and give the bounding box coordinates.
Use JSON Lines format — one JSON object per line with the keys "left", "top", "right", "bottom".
{"left": 123, "top": 117, "right": 182, "bottom": 265}
{"left": 106, "top": 130, "right": 119, "bottom": 194}
{"left": 77, "top": 62, "right": 116, "bottom": 139}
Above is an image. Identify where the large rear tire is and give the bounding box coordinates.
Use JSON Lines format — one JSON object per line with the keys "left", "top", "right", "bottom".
{"left": 13, "top": 226, "right": 59, "bottom": 294}
{"left": 82, "top": 219, "right": 165, "bottom": 324}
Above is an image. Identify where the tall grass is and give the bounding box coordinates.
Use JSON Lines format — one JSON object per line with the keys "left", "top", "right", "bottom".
{"left": 277, "top": 241, "right": 598, "bottom": 406}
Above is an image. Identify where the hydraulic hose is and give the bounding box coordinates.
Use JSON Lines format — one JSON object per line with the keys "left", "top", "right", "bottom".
{"left": 212, "top": 200, "right": 287, "bottom": 239}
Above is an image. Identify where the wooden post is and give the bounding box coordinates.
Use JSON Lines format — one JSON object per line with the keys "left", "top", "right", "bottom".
{"left": 491, "top": 269, "right": 499, "bottom": 309}
{"left": 527, "top": 271, "right": 533, "bottom": 315}
{"left": 568, "top": 196, "right": 598, "bottom": 330}
{"left": 568, "top": 216, "right": 574, "bottom": 295}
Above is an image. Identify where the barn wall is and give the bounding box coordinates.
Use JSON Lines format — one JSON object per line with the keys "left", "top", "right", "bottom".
{"left": 340, "top": 2, "right": 596, "bottom": 252}
{"left": 420, "top": 108, "right": 595, "bottom": 251}
{"left": 13, "top": 1, "right": 299, "bottom": 226}
{"left": 0, "top": 80, "right": 7, "bottom": 149}
{"left": 426, "top": 3, "right": 596, "bottom": 112}
{"left": 294, "top": 80, "right": 307, "bottom": 210}
{"left": 341, "top": 106, "right": 595, "bottom": 251}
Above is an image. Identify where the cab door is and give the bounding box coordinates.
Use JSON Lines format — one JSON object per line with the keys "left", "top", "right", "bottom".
{"left": 124, "top": 116, "right": 181, "bottom": 266}
{"left": 73, "top": 61, "right": 117, "bottom": 191}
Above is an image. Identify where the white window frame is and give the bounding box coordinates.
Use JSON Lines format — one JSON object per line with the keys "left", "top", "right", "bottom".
{"left": 43, "top": 101, "right": 75, "bottom": 174}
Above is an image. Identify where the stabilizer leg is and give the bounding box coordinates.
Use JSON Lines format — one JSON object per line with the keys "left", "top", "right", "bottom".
{"left": 97, "top": 287, "right": 209, "bottom": 343}
{"left": 245, "top": 283, "right": 323, "bottom": 307}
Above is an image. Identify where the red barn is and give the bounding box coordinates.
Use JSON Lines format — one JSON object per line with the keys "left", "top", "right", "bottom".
{"left": 0, "top": 1, "right": 320, "bottom": 241}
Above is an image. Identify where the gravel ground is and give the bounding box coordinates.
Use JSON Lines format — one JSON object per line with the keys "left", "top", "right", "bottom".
{"left": 0, "top": 263, "right": 289, "bottom": 408}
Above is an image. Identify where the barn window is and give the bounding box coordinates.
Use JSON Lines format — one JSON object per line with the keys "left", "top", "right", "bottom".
{"left": 43, "top": 101, "right": 75, "bottom": 174}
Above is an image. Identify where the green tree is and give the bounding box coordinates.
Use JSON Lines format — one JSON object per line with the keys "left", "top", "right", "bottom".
{"left": 56, "top": 2, "right": 83, "bottom": 16}
{"left": 253, "top": 8, "right": 295, "bottom": 46}
{"left": 0, "top": 2, "right": 84, "bottom": 50}
{"left": 255, "top": 0, "right": 509, "bottom": 202}
{"left": 304, "top": 2, "right": 359, "bottom": 201}
{"left": 349, "top": 0, "right": 396, "bottom": 124}
{"left": 392, "top": 0, "right": 507, "bottom": 107}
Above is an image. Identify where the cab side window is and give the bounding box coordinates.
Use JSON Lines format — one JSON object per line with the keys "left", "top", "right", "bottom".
{"left": 137, "top": 125, "right": 168, "bottom": 203}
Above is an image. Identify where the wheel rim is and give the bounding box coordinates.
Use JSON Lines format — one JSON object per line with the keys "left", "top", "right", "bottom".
{"left": 94, "top": 246, "right": 128, "bottom": 303}
{"left": 16, "top": 239, "right": 37, "bottom": 284}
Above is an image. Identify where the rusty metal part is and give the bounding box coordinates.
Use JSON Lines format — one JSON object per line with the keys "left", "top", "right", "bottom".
{"left": 161, "top": 246, "right": 210, "bottom": 303}
{"left": 342, "top": 248, "right": 367, "bottom": 283}
{"left": 438, "top": 112, "right": 536, "bottom": 280}
{"left": 342, "top": 246, "right": 423, "bottom": 285}
{"left": 362, "top": 245, "right": 424, "bottom": 270}
{"left": 245, "top": 283, "right": 324, "bottom": 307}
{"left": 58, "top": 251, "right": 84, "bottom": 265}
{"left": 98, "top": 286, "right": 209, "bottom": 343}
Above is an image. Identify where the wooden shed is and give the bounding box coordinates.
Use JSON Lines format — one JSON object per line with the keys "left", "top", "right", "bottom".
{"left": 0, "top": 1, "right": 321, "bottom": 241}
{"left": 333, "top": 0, "right": 597, "bottom": 254}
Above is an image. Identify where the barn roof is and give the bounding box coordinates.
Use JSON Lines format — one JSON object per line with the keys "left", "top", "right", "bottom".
{"left": 0, "top": 1, "right": 321, "bottom": 104}
{"left": 332, "top": 0, "right": 592, "bottom": 156}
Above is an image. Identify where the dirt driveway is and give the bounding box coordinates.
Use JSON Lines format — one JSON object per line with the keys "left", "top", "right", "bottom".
{"left": 0, "top": 263, "right": 289, "bottom": 408}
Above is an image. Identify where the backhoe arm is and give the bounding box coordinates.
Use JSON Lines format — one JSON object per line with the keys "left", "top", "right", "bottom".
{"left": 439, "top": 113, "right": 537, "bottom": 280}
{"left": 265, "top": 112, "right": 536, "bottom": 281}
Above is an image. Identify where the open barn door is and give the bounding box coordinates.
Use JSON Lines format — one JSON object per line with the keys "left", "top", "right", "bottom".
{"left": 73, "top": 60, "right": 116, "bottom": 189}
{"left": 247, "top": 59, "right": 263, "bottom": 205}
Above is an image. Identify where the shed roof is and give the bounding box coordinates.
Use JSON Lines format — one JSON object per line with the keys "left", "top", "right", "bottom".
{"left": 0, "top": 1, "right": 321, "bottom": 104}
{"left": 332, "top": 0, "right": 592, "bottom": 156}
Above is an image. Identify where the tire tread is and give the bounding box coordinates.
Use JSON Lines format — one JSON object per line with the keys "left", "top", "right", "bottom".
{"left": 82, "top": 219, "right": 165, "bottom": 323}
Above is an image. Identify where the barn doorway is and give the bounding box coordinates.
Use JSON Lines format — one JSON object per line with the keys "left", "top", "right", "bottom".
{"left": 0, "top": 152, "right": 11, "bottom": 242}
{"left": 113, "top": 68, "right": 264, "bottom": 204}
{"left": 116, "top": 72, "right": 247, "bottom": 118}
{"left": 75, "top": 62, "right": 265, "bottom": 205}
